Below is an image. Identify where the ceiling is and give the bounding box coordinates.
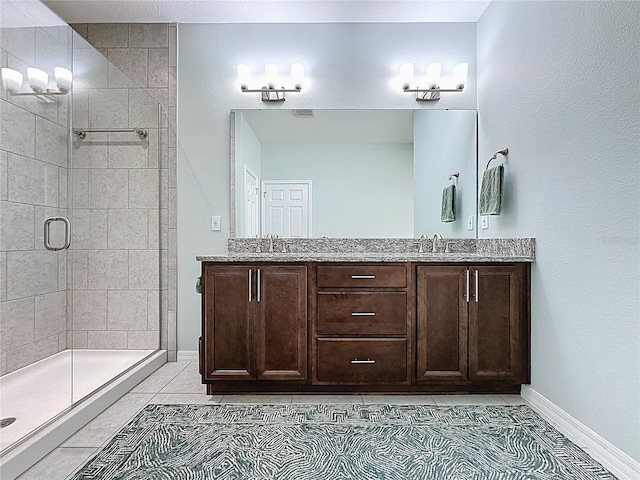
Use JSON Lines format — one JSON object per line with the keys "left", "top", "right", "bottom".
{"left": 42, "top": 0, "right": 491, "bottom": 24}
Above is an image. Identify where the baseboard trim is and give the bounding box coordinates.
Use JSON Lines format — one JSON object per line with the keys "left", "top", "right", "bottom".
{"left": 521, "top": 385, "right": 640, "bottom": 480}
{"left": 177, "top": 350, "right": 198, "bottom": 363}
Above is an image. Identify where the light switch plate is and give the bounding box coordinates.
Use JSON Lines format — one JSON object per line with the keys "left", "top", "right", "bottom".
{"left": 480, "top": 215, "right": 489, "bottom": 230}
{"left": 467, "top": 215, "right": 475, "bottom": 231}
{"left": 211, "top": 216, "right": 221, "bottom": 231}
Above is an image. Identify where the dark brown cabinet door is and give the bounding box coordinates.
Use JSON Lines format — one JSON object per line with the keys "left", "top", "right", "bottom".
{"left": 416, "top": 266, "right": 468, "bottom": 383}
{"left": 256, "top": 266, "right": 307, "bottom": 381}
{"left": 202, "top": 263, "right": 307, "bottom": 383}
{"left": 202, "top": 264, "right": 254, "bottom": 380}
{"left": 468, "top": 265, "right": 526, "bottom": 382}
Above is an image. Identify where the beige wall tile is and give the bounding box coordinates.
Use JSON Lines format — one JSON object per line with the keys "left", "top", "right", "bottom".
{"left": 72, "top": 250, "right": 88, "bottom": 289}
{"left": 36, "top": 116, "right": 68, "bottom": 168}
{"left": 87, "top": 24, "right": 128, "bottom": 48}
{"left": 1, "top": 26, "right": 36, "bottom": 65}
{"left": 129, "top": 250, "right": 159, "bottom": 290}
{"left": 147, "top": 290, "right": 159, "bottom": 330}
{"left": 128, "top": 89, "right": 159, "bottom": 129}
{"left": 0, "top": 150, "right": 7, "bottom": 201}
{"left": 127, "top": 330, "right": 158, "bottom": 349}
{"left": 6, "top": 251, "right": 59, "bottom": 300}
{"left": 148, "top": 209, "right": 160, "bottom": 249}
{"left": 5, "top": 335, "right": 59, "bottom": 373}
{"left": 71, "top": 24, "right": 89, "bottom": 40}
{"left": 89, "top": 168, "right": 128, "bottom": 208}
{"left": 0, "top": 253, "right": 6, "bottom": 302}
{"left": 108, "top": 48, "right": 148, "bottom": 87}
{"left": 72, "top": 330, "right": 88, "bottom": 348}
{"left": 168, "top": 66, "right": 177, "bottom": 107}
{"left": 8, "top": 154, "right": 59, "bottom": 206}
{"left": 129, "top": 24, "right": 168, "bottom": 48}
{"left": 1, "top": 99, "right": 36, "bottom": 157}
{"left": 35, "top": 291, "right": 66, "bottom": 340}
{"left": 35, "top": 27, "right": 69, "bottom": 78}
{"left": 168, "top": 26, "right": 177, "bottom": 68}
{"left": 72, "top": 209, "right": 108, "bottom": 250}
{"left": 168, "top": 148, "right": 177, "bottom": 188}
{"left": 0, "top": 201, "right": 34, "bottom": 251}
{"left": 167, "top": 309, "right": 177, "bottom": 353}
{"left": 168, "top": 228, "right": 177, "bottom": 271}
{"left": 72, "top": 134, "right": 108, "bottom": 168}
{"left": 108, "top": 290, "right": 147, "bottom": 330}
{"left": 71, "top": 87, "right": 89, "bottom": 129}
{"left": 108, "top": 62, "right": 139, "bottom": 89}
{"left": 87, "top": 250, "right": 128, "bottom": 290}
{"left": 88, "top": 89, "right": 129, "bottom": 129}
{"left": 73, "top": 48, "right": 109, "bottom": 89}
{"left": 148, "top": 49, "right": 168, "bottom": 88}
{"left": 72, "top": 167, "right": 89, "bottom": 208}
{"left": 129, "top": 169, "right": 158, "bottom": 208}
{"left": 107, "top": 208, "right": 148, "bottom": 249}
{"left": 72, "top": 290, "right": 107, "bottom": 330}
{"left": 108, "top": 132, "right": 149, "bottom": 168}
{"left": 59, "top": 166, "right": 68, "bottom": 208}
{"left": 87, "top": 330, "right": 127, "bottom": 349}
{"left": 0, "top": 297, "right": 34, "bottom": 351}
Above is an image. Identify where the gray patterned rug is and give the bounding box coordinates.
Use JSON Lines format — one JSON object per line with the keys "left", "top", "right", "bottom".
{"left": 71, "top": 404, "right": 616, "bottom": 479}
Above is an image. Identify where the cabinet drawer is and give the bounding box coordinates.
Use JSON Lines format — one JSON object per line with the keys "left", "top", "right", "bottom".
{"left": 317, "top": 292, "right": 406, "bottom": 335}
{"left": 317, "top": 265, "right": 407, "bottom": 288}
{"left": 316, "top": 339, "right": 407, "bottom": 383}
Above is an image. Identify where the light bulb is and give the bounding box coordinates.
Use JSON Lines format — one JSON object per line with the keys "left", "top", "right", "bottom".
{"left": 54, "top": 67, "right": 72, "bottom": 93}
{"left": 426, "top": 63, "right": 441, "bottom": 89}
{"left": 27, "top": 67, "right": 48, "bottom": 93}
{"left": 453, "top": 62, "right": 468, "bottom": 89}
{"left": 264, "top": 64, "right": 279, "bottom": 89}
{"left": 291, "top": 63, "right": 304, "bottom": 89}
{"left": 1, "top": 68, "right": 23, "bottom": 93}
{"left": 399, "top": 63, "right": 414, "bottom": 89}
{"left": 237, "top": 64, "right": 251, "bottom": 89}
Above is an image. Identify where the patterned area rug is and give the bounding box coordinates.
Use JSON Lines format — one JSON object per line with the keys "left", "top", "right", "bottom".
{"left": 72, "top": 404, "right": 617, "bottom": 479}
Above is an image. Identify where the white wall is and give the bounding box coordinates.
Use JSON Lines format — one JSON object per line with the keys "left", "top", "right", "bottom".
{"left": 178, "top": 22, "right": 476, "bottom": 350}
{"left": 477, "top": 0, "right": 639, "bottom": 461}
{"left": 261, "top": 143, "right": 414, "bottom": 237}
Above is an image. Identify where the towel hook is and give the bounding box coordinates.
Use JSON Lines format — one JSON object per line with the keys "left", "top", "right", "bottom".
{"left": 486, "top": 148, "right": 509, "bottom": 171}
{"left": 448, "top": 172, "right": 459, "bottom": 185}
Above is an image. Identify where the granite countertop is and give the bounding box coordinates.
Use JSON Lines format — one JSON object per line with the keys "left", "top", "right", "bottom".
{"left": 197, "top": 238, "right": 536, "bottom": 263}
{"left": 196, "top": 252, "right": 534, "bottom": 263}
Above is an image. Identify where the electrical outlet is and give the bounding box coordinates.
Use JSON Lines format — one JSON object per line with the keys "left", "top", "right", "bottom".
{"left": 467, "top": 215, "right": 475, "bottom": 231}
{"left": 211, "top": 216, "right": 221, "bottom": 231}
{"left": 480, "top": 215, "right": 489, "bottom": 230}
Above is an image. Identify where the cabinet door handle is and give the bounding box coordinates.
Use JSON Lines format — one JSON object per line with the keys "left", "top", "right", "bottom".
{"left": 351, "top": 359, "right": 376, "bottom": 364}
{"left": 351, "top": 275, "right": 375, "bottom": 279}
{"left": 465, "top": 269, "right": 470, "bottom": 303}
{"left": 475, "top": 269, "right": 479, "bottom": 303}
{"left": 351, "top": 312, "right": 375, "bottom": 316}
{"left": 257, "top": 268, "right": 261, "bottom": 303}
{"left": 248, "top": 269, "right": 252, "bottom": 302}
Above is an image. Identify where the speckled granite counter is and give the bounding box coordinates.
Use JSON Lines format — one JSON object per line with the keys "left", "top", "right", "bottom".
{"left": 196, "top": 238, "right": 535, "bottom": 263}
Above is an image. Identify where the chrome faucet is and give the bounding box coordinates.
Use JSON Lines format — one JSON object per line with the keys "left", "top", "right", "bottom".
{"left": 417, "top": 234, "right": 427, "bottom": 253}
{"left": 265, "top": 233, "right": 278, "bottom": 253}
{"left": 431, "top": 234, "right": 443, "bottom": 253}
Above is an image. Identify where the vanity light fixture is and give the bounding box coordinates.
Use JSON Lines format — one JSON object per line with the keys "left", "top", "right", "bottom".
{"left": 1, "top": 66, "right": 71, "bottom": 98}
{"left": 400, "top": 62, "right": 468, "bottom": 101}
{"left": 238, "top": 63, "right": 304, "bottom": 102}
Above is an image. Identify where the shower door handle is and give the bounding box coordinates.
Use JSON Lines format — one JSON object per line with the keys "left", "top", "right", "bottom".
{"left": 44, "top": 217, "right": 71, "bottom": 251}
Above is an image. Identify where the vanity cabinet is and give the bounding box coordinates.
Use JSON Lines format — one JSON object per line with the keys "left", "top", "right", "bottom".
{"left": 416, "top": 264, "right": 529, "bottom": 386}
{"left": 200, "top": 263, "right": 307, "bottom": 383}
{"left": 313, "top": 263, "right": 412, "bottom": 385}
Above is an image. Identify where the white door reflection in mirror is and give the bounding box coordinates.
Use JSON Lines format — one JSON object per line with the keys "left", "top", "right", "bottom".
{"left": 262, "top": 181, "right": 311, "bottom": 238}
{"left": 244, "top": 166, "right": 259, "bottom": 238}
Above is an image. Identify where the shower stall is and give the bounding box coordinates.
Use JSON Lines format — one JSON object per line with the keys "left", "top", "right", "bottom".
{"left": 0, "top": 1, "right": 168, "bottom": 470}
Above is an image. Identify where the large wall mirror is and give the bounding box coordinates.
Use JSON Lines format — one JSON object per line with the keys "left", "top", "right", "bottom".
{"left": 231, "top": 109, "right": 477, "bottom": 239}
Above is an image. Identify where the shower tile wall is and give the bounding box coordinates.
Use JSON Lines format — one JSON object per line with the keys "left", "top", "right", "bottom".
{"left": 70, "top": 23, "right": 177, "bottom": 360}
{"left": 0, "top": 25, "right": 71, "bottom": 375}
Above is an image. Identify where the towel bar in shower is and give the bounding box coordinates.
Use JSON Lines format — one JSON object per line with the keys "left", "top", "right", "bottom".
{"left": 73, "top": 127, "right": 148, "bottom": 140}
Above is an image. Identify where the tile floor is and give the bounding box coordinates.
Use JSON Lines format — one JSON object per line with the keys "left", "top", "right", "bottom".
{"left": 16, "top": 361, "right": 529, "bottom": 479}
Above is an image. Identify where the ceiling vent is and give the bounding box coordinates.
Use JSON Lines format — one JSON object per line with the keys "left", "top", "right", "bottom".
{"left": 294, "top": 109, "right": 315, "bottom": 118}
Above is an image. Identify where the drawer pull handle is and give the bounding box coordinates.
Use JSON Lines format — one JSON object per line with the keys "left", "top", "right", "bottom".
{"left": 351, "top": 275, "right": 376, "bottom": 279}
{"left": 351, "top": 312, "right": 375, "bottom": 316}
{"left": 351, "top": 359, "right": 376, "bottom": 364}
